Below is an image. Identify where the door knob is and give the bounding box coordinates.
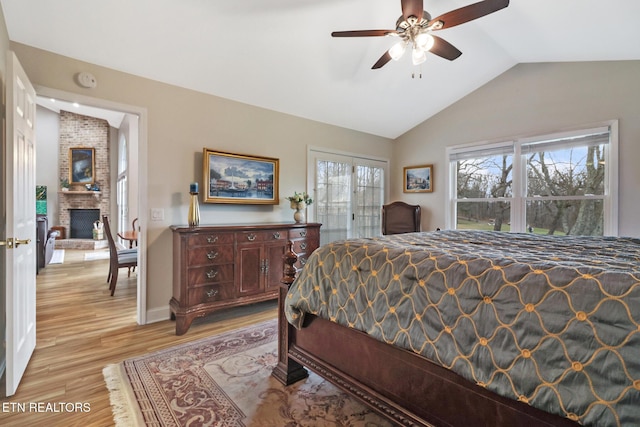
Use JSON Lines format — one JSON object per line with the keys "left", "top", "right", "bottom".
{"left": 0, "top": 238, "right": 30, "bottom": 248}
{"left": 15, "top": 238, "right": 31, "bottom": 247}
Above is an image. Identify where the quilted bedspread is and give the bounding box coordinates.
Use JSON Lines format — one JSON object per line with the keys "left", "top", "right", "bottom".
{"left": 285, "top": 230, "right": 640, "bottom": 426}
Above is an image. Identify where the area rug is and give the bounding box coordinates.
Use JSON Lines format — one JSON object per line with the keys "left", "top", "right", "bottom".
{"left": 49, "top": 249, "right": 64, "bottom": 264}
{"left": 103, "top": 320, "right": 392, "bottom": 426}
{"left": 84, "top": 250, "right": 110, "bottom": 261}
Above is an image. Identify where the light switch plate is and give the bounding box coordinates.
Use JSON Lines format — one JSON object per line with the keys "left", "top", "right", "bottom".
{"left": 150, "top": 208, "right": 164, "bottom": 221}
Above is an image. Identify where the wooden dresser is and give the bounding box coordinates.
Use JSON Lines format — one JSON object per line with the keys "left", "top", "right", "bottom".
{"left": 170, "top": 223, "right": 321, "bottom": 335}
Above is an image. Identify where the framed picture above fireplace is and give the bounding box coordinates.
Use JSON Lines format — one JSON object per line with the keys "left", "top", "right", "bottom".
{"left": 69, "top": 147, "right": 95, "bottom": 184}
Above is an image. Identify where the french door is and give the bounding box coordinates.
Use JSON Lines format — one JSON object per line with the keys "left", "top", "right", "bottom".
{"left": 309, "top": 149, "right": 387, "bottom": 246}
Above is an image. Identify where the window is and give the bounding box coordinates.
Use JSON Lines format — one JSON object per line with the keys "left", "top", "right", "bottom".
{"left": 447, "top": 122, "right": 618, "bottom": 236}
{"left": 308, "top": 148, "right": 388, "bottom": 245}
{"left": 117, "top": 135, "right": 129, "bottom": 237}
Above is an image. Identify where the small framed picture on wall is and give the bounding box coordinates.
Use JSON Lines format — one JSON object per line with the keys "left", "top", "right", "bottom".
{"left": 403, "top": 164, "right": 433, "bottom": 193}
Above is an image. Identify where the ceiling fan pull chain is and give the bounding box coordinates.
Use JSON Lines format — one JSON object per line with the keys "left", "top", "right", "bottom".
{"left": 411, "top": 65, "right": 423, "bottom": 79}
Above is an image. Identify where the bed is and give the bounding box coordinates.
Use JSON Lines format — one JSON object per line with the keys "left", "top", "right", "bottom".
{"left": 271, "top": 230, "right": 640, "bottom": 427}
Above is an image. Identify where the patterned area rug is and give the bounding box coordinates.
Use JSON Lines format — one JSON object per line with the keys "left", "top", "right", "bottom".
{"left": 103, "top": 320, "right": 392, "bottom": 426}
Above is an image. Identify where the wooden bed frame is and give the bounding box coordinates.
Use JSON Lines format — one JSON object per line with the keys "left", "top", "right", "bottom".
{"left": 271, "top": 242, "right": 580, "bottom": 427}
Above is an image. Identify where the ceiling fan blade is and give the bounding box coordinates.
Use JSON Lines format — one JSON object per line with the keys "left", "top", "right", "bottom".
{"left": 429, "top": 0, "right": 509, "bottom": 30}
{"left": 372, "top": 51, "right": 392, "bottom": 69}
{"left": 429, "top": 35, "right": 462, "bottom": 61}
{"left": 332, "top": 30, "right": 397, "bottom": 37}
{"left": 401, "top": 0, "right": 424, "bottom": 22}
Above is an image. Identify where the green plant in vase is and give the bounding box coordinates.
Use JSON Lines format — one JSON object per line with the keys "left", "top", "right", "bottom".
{"left": 287, "top": 192, "right": 313, "bottom": 223}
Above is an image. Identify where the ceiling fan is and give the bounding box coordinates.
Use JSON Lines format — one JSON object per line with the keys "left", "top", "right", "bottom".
{"left": 331, "top": 0, "right": 509, "bottom": 69}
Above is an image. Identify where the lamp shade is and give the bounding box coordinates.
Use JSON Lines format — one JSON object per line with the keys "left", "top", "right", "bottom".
{"left": 412, "top": 47, "right": 427, "bottom": 65}
{"left": 389, "top": 41, "right": 408, "bottom": 60}
{"left": 415, "top": 33, "right": 435, "bottom": 51}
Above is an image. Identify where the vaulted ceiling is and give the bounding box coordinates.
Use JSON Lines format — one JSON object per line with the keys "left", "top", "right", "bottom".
{"left": 3, "top": 0, "right": 639, "bottom": 139}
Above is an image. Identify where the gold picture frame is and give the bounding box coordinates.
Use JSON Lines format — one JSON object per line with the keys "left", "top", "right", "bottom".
{"left": 69, "top": 147, "right": 95, "bottom": 184}
{"left": 202, "top": 148, "right": 279, "bottom": 204}
{"left": 403, "top": 164, "right": 433, "bottom": 193}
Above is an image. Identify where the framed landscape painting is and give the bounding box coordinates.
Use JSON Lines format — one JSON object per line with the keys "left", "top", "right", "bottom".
{"left": 403, "top": 164, "right": 433, "bottom": 193}
{"left": 69, "top": 147, "right": 95, "bottom": 184}
{"left": 202, "top": 149, "right": 279, "bottom": 204}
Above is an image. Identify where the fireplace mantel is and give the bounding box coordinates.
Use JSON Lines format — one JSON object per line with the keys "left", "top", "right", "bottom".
{"left": 59, "top": 191, "right": 101, "bottom": 200}
{"left": 59, "top": 191, "right": 101, "bottom": 195}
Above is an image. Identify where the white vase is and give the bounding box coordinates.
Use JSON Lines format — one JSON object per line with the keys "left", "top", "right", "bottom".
{"left": 293, "top": 201, "right": 306, "bottom": 223}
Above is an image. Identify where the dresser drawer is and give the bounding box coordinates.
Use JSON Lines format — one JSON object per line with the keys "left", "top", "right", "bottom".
{"left": 188, "top": 282, "right": 235, "bottom": 305}
{"left": 290, "top": 227, "right": 319, "bottom": 241}
{"left": 236, "top": 229, "right": 288, "bottom": 243}
{"left": 292, "top": 239, "right": 312, "bottom": 254}
{"left": 187, "top": 246, "right": 234, "bottom": 266}
{"left": 187, "top": 264, "right": 234, "bottom": 285}
{"left": 187, "top": 232, "right": 234, "bottom": 246}
{"left": 295, "top": 255, "right": 310, "bottom": 270}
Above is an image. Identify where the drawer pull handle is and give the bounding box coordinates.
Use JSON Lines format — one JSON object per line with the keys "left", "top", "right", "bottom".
{"left": 300, "top": 257, "right": 307, "bottom": 265}
{"left": 207, "top": 235, "right": 219, "bottom": 243}
{"left": 273, "top": 232, "right": 281, "bottom": 239}
{"left": 300, "top": 242, "right": 307, "bottom": 250}
{"left": 206, "top": 270, "right": 218, "bottom": 279}
{"left": 300, "top": 231, "right": 307, "bottom": 237}
{"left": 247, "top": 233, "right": 257, "bottom": 241}
{"left": 206, "top": 289, "right": 219, "bottom": 298}
{"left": 207, "top": 251, "right": 219, "bottom": 260}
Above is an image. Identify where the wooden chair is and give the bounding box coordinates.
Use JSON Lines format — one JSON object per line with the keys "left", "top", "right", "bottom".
{"left": 103, "top": 215, "right": 138, "bottom": 296}
{"left": 381, "top": 201, "right": 422, "bottom": 235}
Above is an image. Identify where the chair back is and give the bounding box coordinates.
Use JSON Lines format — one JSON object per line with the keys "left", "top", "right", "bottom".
{"left": 102, "top": 215, "right": 118, "bottom": 254}
{"left": 381, "top": 201, "right": 421, "bottom": 235}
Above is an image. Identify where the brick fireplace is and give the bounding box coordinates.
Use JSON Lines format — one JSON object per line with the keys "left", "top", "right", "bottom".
{"left": 57, "top": 111, "right": 111, "bottom": 247}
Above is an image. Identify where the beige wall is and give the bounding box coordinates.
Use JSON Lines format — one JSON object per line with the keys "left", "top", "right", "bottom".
{"left": 10, "top": 42, "right": 393, "bottom": 319}
{"left": 393, "top": 61, "right": 640, "bottom": 238}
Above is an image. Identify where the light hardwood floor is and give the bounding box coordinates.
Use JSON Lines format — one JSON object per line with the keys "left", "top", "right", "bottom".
{"left": 1, "top": 249, "right": 278, "bottom": 427}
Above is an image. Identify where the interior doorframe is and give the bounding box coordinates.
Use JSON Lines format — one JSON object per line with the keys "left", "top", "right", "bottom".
{"left": 34, "top": 85, "right": 148, "bottom": 325}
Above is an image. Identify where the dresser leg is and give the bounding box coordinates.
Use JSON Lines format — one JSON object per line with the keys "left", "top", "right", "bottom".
{"left": 175, "top": 315, "right": 193, "bottom": 336}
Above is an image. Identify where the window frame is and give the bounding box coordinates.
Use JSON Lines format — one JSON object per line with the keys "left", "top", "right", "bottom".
{"left": 446, "top": 121, "right": 619, "bottom": 236}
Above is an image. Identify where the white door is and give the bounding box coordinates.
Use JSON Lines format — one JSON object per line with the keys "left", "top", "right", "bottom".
{"left": 311, "top": 150, "right": 387, "bottom": 246}
{"left": 4, "top": 52, "right": 37, "bottom": 396}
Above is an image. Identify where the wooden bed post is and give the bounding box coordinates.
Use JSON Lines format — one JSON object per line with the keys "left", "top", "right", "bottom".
{"left": 271, "top": 240, "right": 309, "bottom": 385}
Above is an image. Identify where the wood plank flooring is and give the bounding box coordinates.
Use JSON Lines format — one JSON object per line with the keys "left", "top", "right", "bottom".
{"left": 1, "top": 249, "right": 277, "bottom": 427}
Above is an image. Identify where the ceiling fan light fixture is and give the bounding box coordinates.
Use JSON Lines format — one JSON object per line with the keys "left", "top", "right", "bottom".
{"left": 412, "top": 46, "right": 427, "bottom": 65}
{"left": 389, "top": 41, "right": 408, "bottom": 61}
{"left": 415, "top": 33, "right": 435, "bottom": 51}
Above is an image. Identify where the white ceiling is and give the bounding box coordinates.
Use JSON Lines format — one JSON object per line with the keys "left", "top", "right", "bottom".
{"left": 36, "top": 96, "right": 126, "bottom": 129}
{"left": 3, "top": 0, "right": 640, "bottom": 139}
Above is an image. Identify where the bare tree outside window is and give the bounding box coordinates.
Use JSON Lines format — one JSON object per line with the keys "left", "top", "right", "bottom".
{"left": 451, "top": 128, "right": 611, "bottom": 236}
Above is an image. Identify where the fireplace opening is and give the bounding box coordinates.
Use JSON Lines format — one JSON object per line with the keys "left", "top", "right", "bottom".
{"left": 69, "top": 209, "right": 101, "bottom": 239}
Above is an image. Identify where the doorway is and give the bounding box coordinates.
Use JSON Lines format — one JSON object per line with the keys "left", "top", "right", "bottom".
{"left": 34, "top": 86, "right": 148, "bottom": 325}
